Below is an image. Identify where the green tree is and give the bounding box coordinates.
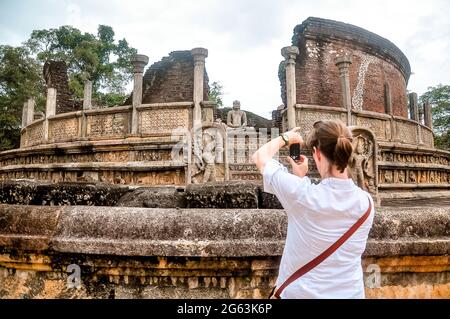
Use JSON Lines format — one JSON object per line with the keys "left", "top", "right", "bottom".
{"left": 25, "top": 25, "right": 137, "bottom": 105}
{"left": 420, "top": 84, "right": 450, "bottom": 150}
{"left": 209, "top": 81, "right": 224, "bottom": 107}
{"left": 0, "top": 45, "right": 45, "bottom": 150}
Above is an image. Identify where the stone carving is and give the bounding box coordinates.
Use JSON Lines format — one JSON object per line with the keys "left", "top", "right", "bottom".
{"left": 191, "top": 125, "right": 227, "bottom": 184}
{"left": 140, "top": 109, "right": 189, "bottom": 134}
{"left": 398, "top": 170, "right": 405, "bottom": 183}
{"left": 49, "top": 117, "right": 79, "bottom": 141}
{"left": 396, "top": 121, "right": 417, "bottom": 144}
{"left": 355, "top": 117, "right": 387, "bottom": 140}
{"left": 349, "top": 128, "right": 378, "bottom": 199}
{"left": 87, "top": 113, "right": 129, "bottom": 137}
{"left": 408, "top": 171, "right": 417, "bottom": 183}
{"left": 227, "top": 100, "right": 247, "bottom": 129}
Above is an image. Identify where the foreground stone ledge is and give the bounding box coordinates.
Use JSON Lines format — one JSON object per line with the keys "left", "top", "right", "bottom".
{"left": 0, "top": 204, "right": 448, "bottom": 299}
{"left": 0, "top": 204, "right": 448, "bottom": 257}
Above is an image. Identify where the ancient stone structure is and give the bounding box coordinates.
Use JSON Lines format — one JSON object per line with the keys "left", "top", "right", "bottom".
{"left": 43, "top": 61, "right": 81, "bottom": 114}
{"left": 0, "top": 197, "right": 448, "bottom": 298}
{"left": 0, "top": 17, "right": 449, "bottom": 299}
{"left": 277, "top": 17, "right": 449, "bottom": 203}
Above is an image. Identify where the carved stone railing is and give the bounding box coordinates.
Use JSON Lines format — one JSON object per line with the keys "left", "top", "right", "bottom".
{"left": 19, "top": 102, "right": 197, "bottom": 147}
{"left": 291, "top": 104, "right": 435, "bottom": 148}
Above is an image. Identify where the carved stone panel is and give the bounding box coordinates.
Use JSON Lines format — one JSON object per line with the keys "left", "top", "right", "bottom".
{"left": 26, "top": 122, "right": 44, "bottom": 146}
{"left": 396, "top": 121, "right": 417, "bottom": 144}
{"left": 140, "top": 108, "right": 189, "bottom": 135}
{"left": 348, "top": 127, "right": 379, "bottom": 203}
{"left": 296, "top": 109, "right": 346, "bottom": 140}
{"left": 421, "top": 127, "right": 434, "bottom": 147}
{"left": 355, "top": 117, "right": 388, "bottom": 141}
{"left": 87, "top": 113, "right": 129, "bottom": 137}
{"left": 49, "top": 117, "right": 79, "bottom": 141}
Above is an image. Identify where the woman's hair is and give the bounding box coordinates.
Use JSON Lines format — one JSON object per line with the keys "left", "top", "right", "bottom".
{"left": 306, "top": 120, "right": 353, "bottom": 173}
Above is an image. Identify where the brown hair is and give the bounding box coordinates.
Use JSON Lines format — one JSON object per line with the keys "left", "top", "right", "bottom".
{"left": 306, "top": 120, "right": 353, "bottom": 173}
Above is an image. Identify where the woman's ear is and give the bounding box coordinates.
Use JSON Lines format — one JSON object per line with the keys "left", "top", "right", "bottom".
{"left": 313, "top": 146, "right": 321, "bottom": 161}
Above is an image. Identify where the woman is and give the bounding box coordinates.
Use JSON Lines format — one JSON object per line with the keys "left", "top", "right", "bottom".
{"left": 252, "top": 119, "right": 375, "bottom": 299}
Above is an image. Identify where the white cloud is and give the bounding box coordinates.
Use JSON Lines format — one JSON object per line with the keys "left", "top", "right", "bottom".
{"left": 1, "top": 0, "right": 449, "bottom": 117}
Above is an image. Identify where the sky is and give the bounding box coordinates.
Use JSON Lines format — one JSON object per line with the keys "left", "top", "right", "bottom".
{"left": 1, "top": 0, "right": 449, "bottom": 118}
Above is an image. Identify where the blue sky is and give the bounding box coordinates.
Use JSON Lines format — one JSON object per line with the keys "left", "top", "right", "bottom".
{"left": 1, "top": 0, "right": 449, "bottom": 118}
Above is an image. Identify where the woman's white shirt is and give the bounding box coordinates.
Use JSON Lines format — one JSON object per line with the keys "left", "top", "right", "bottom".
{"left": 263, "top": 159, "right": 375, "bottom": 299}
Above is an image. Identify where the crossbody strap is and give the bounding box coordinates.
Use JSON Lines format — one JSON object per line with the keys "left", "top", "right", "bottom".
{"left": 274, "top": 196, "right": 372, "bottom": 299}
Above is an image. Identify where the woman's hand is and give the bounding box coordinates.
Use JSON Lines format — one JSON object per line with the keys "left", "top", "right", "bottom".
{"left": 286, "top": 127, "right": 305, "bottom": 146}
{"left": 287, "top": 155, "right": 309, "bottom": 178}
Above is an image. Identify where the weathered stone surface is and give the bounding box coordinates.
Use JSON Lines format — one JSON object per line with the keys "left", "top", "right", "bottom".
{"left": 0, "top": 204, "right": 61, "bottom": 251}
{"left": 0, "top": 204, "right": 449, "bottom": 299}
{"left": 0, "top": 204, "right": 448, "bottom": 257}
{"left": 368, "top": 207, "right": 450, "bottom": 240}
{"left": 51, "top": 207, "right": 285, "bottom": 257}
{"left": 259, "top": 192, "right": 283, "bottom": 209}
{"left": 0, "top": 180, "right": 129, "bottom": 206}
{"left": 117, "top": 186, "right": 186, "bottom": 208}
{"left": 186, "top": 181, "right": 260, "bottom": 208}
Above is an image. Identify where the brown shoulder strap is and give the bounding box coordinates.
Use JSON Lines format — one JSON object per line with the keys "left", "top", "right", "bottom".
{"left": 274, "top": 196, "right": 372, "bottom": 299}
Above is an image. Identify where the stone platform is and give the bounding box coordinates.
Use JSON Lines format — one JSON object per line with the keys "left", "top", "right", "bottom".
{"left": 0, "top": 200, "right": 448, "bottom": 299}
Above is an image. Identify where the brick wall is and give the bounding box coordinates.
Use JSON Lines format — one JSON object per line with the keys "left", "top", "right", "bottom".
{"left": 43, "top": 61, "right": 81, "bottom": 114}
{"left": 283, "top": 17, "right": 411, "bottom": 118}
{"left": 124, "top": 51, "right": 209, "bottom": 104}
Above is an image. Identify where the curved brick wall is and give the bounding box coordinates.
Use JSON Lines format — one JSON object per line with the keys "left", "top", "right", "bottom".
{"left": 290, "top": 17, "right": 410, "bottom": 117}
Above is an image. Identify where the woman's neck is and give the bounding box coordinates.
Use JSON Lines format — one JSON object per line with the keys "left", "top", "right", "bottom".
{"left": 321, "top": 167, "right": 349, "bottom": 180}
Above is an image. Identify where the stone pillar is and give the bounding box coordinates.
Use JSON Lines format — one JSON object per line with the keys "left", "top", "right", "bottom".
{"left": 83, "top": 80, "right": 92, "bottom": 110}
{"left": 281, "top": 46, "right": 299, "bottom": 130}
{"left": 408, "top": 92, "right": 419, "bottom": 121}
{"left": 335, "top": 54, "right": 353, "bottom": 126}
{"left": 418, "top": 108, "right": 424, "bottom": 125}
{"left": 21, "top": 101, "right": 28, "bottom": 128}
{"left": 44, "top": 88, "right": 57, "bottom": 140}
{"left": 423, "top": 101, "right": 433, "bottom": 130}
{"left": 130, "top": 54, "right": 149, "bottom": 134}
{"left": 191, "top": 48, "right": 208, "bottom": 129}
{"left": 27, "top": 98, "right": 35, "bottom": 125}
{"left": 384, "top": 83, "right": 392, "bottom": 115}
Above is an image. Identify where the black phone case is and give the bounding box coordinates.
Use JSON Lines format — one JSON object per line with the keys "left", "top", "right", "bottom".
{"left": 289, "top": 143, "right": 301, "bottom": 161}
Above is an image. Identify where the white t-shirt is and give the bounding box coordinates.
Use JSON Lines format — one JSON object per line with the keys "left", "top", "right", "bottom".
{"left": 263, "top": 159, "right": 375, "bottom": 299}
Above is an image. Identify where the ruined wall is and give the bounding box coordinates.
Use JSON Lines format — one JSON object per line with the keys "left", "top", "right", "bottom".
{"left": 124, "top": 51, "right": 209, "bottom": 105}
{"left": 288, "top": 17, "right": 410, "bottom": 117}
{"left": 43, "top": 61, "right": 81, "bottom": 114}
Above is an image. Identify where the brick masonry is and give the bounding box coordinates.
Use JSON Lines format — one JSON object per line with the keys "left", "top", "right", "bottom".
{"left": 125, "top": 51, "right": 209, "bottom": 105}
{"left": 281, "top": 17, "right": 410, "bottom": 118}
{"left": 43, "top": 61, "right": 81, "bottom": 114}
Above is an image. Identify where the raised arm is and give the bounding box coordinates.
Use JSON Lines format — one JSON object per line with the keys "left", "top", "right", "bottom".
{"left": 252, "top": 127, "right": 307, "bottom": 175}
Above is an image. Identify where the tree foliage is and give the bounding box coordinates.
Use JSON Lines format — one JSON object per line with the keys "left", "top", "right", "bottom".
{"left": 209, "top": 81, "right": 224, "bottom": 108}
{"left": 420, "top": 84, "right": 450, "bottom": 150}
{"left": 25, "top": 25, "right": 137, "bottom": 103}
{"left": 0, "top": 45, "right": 45, "bottom": 150}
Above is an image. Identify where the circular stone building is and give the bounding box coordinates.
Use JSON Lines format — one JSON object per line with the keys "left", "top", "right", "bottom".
{"left": 277, "top": 17, "right": 449, "bottom": 201}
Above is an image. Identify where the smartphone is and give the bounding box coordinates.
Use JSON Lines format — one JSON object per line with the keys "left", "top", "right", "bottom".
{"left": 289, "top": 143, "right": 301, "bottom": 162}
